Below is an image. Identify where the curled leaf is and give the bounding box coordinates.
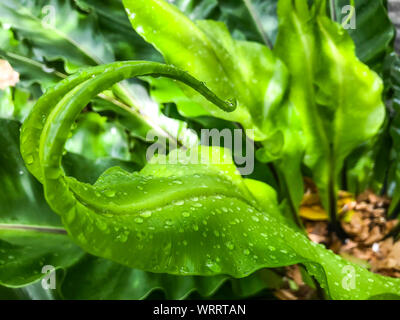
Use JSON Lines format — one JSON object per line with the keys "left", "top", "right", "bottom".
{"left": 20, "top": 62, "right": 400, "bottom": 299}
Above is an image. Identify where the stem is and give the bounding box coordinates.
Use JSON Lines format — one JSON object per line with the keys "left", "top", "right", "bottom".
{"left": 329, "top": 0, "right": 337, "bottom": 21}
{"left": 327, "top": 156, "right": 347, "bottom": 240}
{"left": 278, "top": 168, "right": 305, "bottom": 231}
{"left": 3, "top": 50, "right": 187, "bottom": 147}
{"left": 341, "top": 1, "right": 356, "bottom": 27}
{"left": 0, "top": 224, "right": 67, "bottom": 234}
{"left": 328, "top": 173, "right": 339, "bottom": 231}
{"left": 100, "top": 88, "right": 181, "bottom": 149}
{"left": 243, "top": 0, "right": 273, "bottom": 49}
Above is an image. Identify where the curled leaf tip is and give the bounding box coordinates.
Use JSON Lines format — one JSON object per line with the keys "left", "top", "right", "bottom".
{"left": 226, "top": 98, "right": 237, "bottom": 111}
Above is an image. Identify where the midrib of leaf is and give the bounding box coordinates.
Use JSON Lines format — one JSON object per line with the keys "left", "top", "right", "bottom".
{"left": 329, "top": 0, "right": 336, "bottom": 21}
{"left": 71, "top": 192, "right": 258, "bottom": 217}
{"left": 317, "top": 19, "right": 344, "bottom": 153}
{"left": 0, "top": 223, "right": 67, "bottom": 234}
{"left": 97, "top": 92, "right": 181, "bottom": 147}
{"left": 88, "top": 5, "right": 133, "bottom": 31}
{"left": 318, "top": 19, "right": 346, "bottom": 225}
{"left": 242, "top": 0, "right": 273, "bottom": 49}
{"left": 3, "top": 51, "right": 67, "bottom": 79}
{"left": 291, "top": 12, "right": 329, "bottom": 151}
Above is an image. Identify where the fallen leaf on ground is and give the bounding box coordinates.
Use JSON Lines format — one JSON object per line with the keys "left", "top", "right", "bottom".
{"left": 302, "top": 189, "right": 400, "bottom": 278}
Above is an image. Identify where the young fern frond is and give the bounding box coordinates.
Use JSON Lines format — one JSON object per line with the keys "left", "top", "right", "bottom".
{"left": 19, "top": 61, "right": 400, "bottom": 300}
{"left": 20, "top": 61, "right": 236, "bottom": 182}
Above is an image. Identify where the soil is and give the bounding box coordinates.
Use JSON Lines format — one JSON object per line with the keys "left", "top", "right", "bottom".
{"left": 275, "top": 189, "right": 399, "bottom": 300}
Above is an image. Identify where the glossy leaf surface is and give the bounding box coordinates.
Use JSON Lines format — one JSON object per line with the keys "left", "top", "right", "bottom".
{"left": 20, "top": 62, "right": 400, "bottom": 299}
{"left": 123, "top": 0, "right": 288, "bottom": 141}
{"left": 274, "top": 0, "right": 385, "bottom": 219}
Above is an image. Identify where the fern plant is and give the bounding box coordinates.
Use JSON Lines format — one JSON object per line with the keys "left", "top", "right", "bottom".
{"left": 0, "top": 0, "right": 399, "bottom": 300}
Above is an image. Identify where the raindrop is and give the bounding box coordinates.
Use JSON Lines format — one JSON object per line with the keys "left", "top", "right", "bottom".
{"left": 105, "top": 189, "right": 116, "bottom": 197}
{"left": 225, "top": 241, "right": 234, "bottom": 250}
{"left": 140, "top": 211, "right": 152, "bottom": 218}
{"left": 96, "top": 219, "right": 107, "bottom": 231}
{"left": 134, "top": 217, "right": 144, "bottom": 224}
{"left": 116, "top": 233, "right": 128, "bottom": 243}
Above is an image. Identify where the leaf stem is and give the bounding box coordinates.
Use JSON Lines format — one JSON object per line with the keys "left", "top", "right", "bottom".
{"left": 0, "top": 224, "right": 67, "bottom": 234}
{"left": 329, "top": 0, "right": 336, "bottom": 22}
{"left": 243, "top": 0, "right": 273, "bottom": 49}
{"left": 327, "top": 156, "right": 347, "bottom": 240}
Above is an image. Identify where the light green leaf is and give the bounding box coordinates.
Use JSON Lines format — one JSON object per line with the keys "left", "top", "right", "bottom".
{"left": 0, "top": 118, "right": 254, "bottom": 300}
{"left": 274, "top": 0, "right": 385, "bottom": 222}
{"left": 123, "top": 0, "right": 289, "bottom": 141}
{"left": 0, "top": 86, "right": 35, "bottom": 122}
{"left": 334, "top": 0, "right": 395, "bottom": 70}
{"left": 65, "top": 112, "right": 131, "bottom": 162}
{"left": 20, "top": 62, "right": 400, "bottom": 299}
{"left": 0, "top": 87, "right": 14, "bottom": 119}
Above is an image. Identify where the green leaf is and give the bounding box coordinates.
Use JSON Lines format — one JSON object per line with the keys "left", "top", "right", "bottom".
{"left": 62, "top": 153, "right": 142, "bottom": 186}
{"left": 0, "top": 118, "right": 246, "bottom": 300}
{"left": 0, "top": 28, "right": 62, "bottom": 89}
{"left": 59, "top": 255, "right": 229, "bottom": 300}
{"left": 0, "top": 87, "right": 14, "bottom": 119}
{"left": 274, "top": 0, "right": 385, "bottom": 221}
{"left": 0, "top": 119, "right": 84, "bottom": 287}
{"left": 0, "top": 86, "right": 35, "bottom": 122}
{"left": 65, "top": 112, "right": 131, "bottom": 161}
{"left": 123, "top": 0, "right": 289, "bottom": 141}
{"left": 72, "top": 0, "right": 162, "bottom": 62}
{"left": 387, "top": 53, "right": 400, "bottom": 216}
{"left": 0, "top": 1, "right": 207, "bottom": 149}
{"left": 345, "top": 122, "right": 391, "bottom": 196}
{"left": 21, "top": 62, "right": 400, "bottom": 299}
{"left": 0, "top": 280, "right": 61, "bottom": 299}
{"left": 217, "top": 0, "right": 278, "bottom": 47}
{"left": 0, "top": 0, "right": 114, "bottom": 70}
{"left": 334, "top": 0, "right": 395, "bottom": 71}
